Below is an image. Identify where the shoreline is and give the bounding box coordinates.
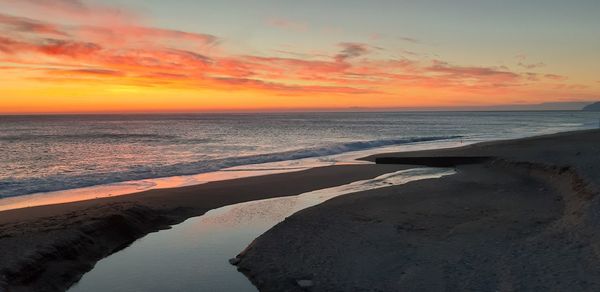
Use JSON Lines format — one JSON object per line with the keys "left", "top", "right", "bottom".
{"left": 236, "top": 129, "right": 600, "bottom": 291}
{"left": 0, "top": 137, "right": 466, "bottom": 212}
{"left": 0, "top": 129, "right": 598, "bottom": 291}
{"left": 0, "top": 164, "right": 409, "bottom": 292}
{"left": 1, "top": 134, "right": 464, "bottom": 201}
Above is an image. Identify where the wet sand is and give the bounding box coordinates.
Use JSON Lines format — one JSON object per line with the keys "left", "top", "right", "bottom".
{"left": 0, "top": 164, "right": 408, "bottom": 292}
{"left": 236, "top": 129, "right": 600, "bottom": 291}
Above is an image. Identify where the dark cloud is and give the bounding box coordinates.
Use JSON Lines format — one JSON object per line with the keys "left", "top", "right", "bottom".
{"left": 517, "top": 62, "right": 545, "bottom": 69}
{"left": 427, "top": 60, "right": 519, "bottom": 79}
{"left": 398, "top": 36, "right": 419, "bottom": 44}
{"left": 26, "top": 0, "right": 87, "bottom": 10}
{"left": 544, "top": 74, "right": 567, "bottom": 81}
{"left": 38, "top": 38, "right": 102, "bottom": 57}
{"left": 335, "top": 42, "right": 370, "bottom": 62}
{"left": 167, "top": 49, "right": 213, "bottom": 64}
{"left": 0, "top": 13, "right": 67, "bottom": 36}
{"left": 0, "top": 35, "right": 102, "bottom": 57}
{"left": 63, "top": 68, "right": 122, "bottom": 76}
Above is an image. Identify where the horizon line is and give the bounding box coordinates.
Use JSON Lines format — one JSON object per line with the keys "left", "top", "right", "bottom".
{"left": 0, "top": 108, "right": 593, "bottom": 116}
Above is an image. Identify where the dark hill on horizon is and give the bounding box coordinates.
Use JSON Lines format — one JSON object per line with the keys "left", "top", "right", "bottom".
{"left": 583, "top": 102, "right": 600, "bottom": 111}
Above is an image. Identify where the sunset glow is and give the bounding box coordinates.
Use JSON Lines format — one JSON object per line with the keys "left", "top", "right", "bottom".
{"left": 1, "top": 0, "right": 599, "bottom": 113}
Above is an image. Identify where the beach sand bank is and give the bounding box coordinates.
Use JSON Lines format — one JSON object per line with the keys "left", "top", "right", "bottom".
{"left": 0, "top": 164, "right": 408, "bottom": 292}
{"left": 236, "top": 129, "right": 600, "bottom": 291}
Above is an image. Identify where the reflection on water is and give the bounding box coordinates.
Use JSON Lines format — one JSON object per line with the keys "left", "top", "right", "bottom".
{"left": 69, "top": 167, "right": 455, "bottom": 292}
{"left": 0, "top": 168, "right": 309, "bottom": 212}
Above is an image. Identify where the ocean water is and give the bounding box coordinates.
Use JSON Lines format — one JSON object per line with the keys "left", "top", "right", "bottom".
{"left": 0, "top": 111, "right": 598, "bottom": 199}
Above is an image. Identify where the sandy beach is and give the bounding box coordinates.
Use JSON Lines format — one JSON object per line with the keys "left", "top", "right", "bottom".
{"left": 236, "top": 129, "right": 600, "bottom": 291}
{"left": 1, "top": 129, "right": 599, "bottom": 291}
{"left": 0, "top": 164, "right": 407, "bottom": 291}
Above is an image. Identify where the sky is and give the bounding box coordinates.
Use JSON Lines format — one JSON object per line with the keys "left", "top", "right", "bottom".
{"left": 0, "top": 0, "right": 599, "bottom": 113}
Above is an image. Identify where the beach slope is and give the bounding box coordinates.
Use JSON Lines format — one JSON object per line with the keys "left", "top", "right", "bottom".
{"left": 237, "top": 130, "right": 600, "bottom": 291}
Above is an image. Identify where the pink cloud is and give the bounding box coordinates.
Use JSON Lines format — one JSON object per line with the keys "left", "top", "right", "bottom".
{"left": 0, "top": 0, "right": 137, "bottom": 23}
{"left": 77, "top": 26, "right": 218, "bottom": 47}
{"left": 0, "top": 4, "right": 579, "bottom": 98}
{"left": 267, "top": 18, "right": 308, "bottom": 32}
{"left": 369, "top": 33, "right": 382, "bottom": 41}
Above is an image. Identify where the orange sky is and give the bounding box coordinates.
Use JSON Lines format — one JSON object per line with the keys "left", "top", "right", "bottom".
{"left": 1, "top": 0, "right": 599, "bottom": 113}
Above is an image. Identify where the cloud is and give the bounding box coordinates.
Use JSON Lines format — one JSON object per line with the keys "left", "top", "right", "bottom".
{"left": 398, "top": 49, "right": 418, "bottom": 56}
{"left": 0, "top": 36, "right": 101, "bottom": 58}
{"left": 0, "top": 36, "right": 25, "bottom": 53}
{"left": 427, "top": 60, "right": 519, "bottom": 79}
{"left": 398, "top": 36, "right": 419, "bottom": 44}
{"left": 0, "top": 4, "right": 583, "bottom": 101}
{"left": 0, "top": 0, "right": 88, "bottom": 12}
{"left": 267, "top": 18, "right": 308, "bottom": 32}
{"left": 369, "top": 33, "right": 382, "bottom": 41}
{"left": 0, "top": 13, "right": 66, "bottom": 36}
{"left": 0, "top": 0, "right": 136, "bottom": 23}
{"left": 515, "top": 53, "right": 527, "bottom": 61}
{"left": 142, "top": 72, "right": 189, "bottom": 79}
{"left": 211, "top": 76, "right": 375, "bottom": 95}
{"left": 544, "top": 74, "right": 567, "bottom": 81}
{"left": 20, "top": 0, "right": 87, "bottom": 10}
{"left": 244, "top": 55, "right": 349, "bottom": 74}
{"left": 517, "top": 61, "right": 545, "bottom": 69}
{"left": 335, "top": 42, "right": 370, "bottom": 62}
{"left": 38, "top": 39, "right": 102, "bottom": 57}
{"left": 78, "top": 26, "right": 218, "bottom": 47}
{"left": 54, "top": 68, "right": 123, "bottom": 76}
{"left": 553, "top": 84, "right": 588, "bottom": 90}
{"left": 513, "top": 54, "right": 545, "bottom": 70}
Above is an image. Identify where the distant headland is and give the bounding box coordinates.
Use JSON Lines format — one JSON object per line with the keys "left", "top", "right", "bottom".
{"left": 583, "top": 102, "right": 600, "bottom": 111}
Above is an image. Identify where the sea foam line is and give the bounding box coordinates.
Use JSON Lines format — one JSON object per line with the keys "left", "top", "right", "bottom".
{"left": 0, "top": 135, "right": 461, "bottom": 198}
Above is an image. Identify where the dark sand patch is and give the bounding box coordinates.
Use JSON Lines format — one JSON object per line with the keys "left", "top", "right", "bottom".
{"left": 237, "top": 130, "right": 600, "bottom": 291}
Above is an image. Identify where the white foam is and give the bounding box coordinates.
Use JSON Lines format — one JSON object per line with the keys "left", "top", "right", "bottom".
{"left": 0, "top": 138, "right": 465, "bottom": 211}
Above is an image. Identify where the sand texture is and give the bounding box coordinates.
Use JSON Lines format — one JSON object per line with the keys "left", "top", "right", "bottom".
{"left": 237, "top": 130, "right": 600, "bottom": 291}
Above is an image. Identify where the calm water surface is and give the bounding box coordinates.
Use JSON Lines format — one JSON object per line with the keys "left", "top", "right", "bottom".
{"left": 69, "top": 168, "right": 454, "bottom": 292}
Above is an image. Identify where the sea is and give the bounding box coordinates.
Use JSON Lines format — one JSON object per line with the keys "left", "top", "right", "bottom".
{"left": 0, "top": 111, "right": 598, "bottom": 201}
